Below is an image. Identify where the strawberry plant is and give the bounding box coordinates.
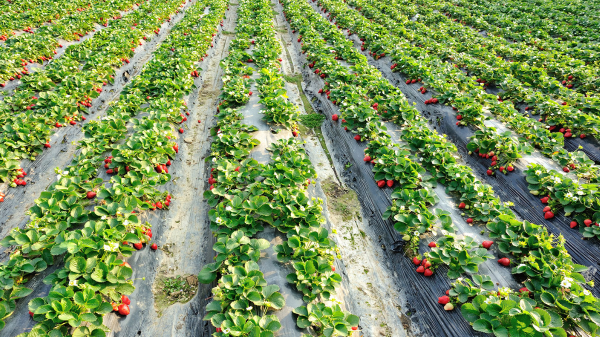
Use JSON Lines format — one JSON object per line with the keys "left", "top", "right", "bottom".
{"left": 293, "top": 303, "right": 360, "bottom": 336}
{"left": 425, "top": 234, "right": 494, "bottom": 279}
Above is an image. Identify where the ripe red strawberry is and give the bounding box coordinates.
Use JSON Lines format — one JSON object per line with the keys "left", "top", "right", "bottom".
{"left": 570, "top": 221, "right": 578, "bottom": 228}
{"left": 412, "top": 257, "right": 421, "bottom": 265}
{"left": 584, "top": 219, "right": 592, "bottom": 226}
{"left": 564, "top": 132, "right": 572, "bottom": 138}
{"left": 458, "top": 202, "right": 466, "bottom": 209}
{"left": 491, "top": 161, "right": 497, "bottom": 167}
{"left": 423, "top": 269, "right": 433, "bottom": 277}
{"left": 423, "top": 260, "right": 431, "bottom": 268}
{"left": 507, "top": 166, "right": 514, "bottom": 172}
{"left": 580, "top": 134, "right": 586, "bottom": 139}
{"left": 466, "top": 218, "right": 473, "bottom": 224}
{"left": 386, "top": 180, "right": 394, "bottom": 187}
{"left": 428, "top": 242, "right": 436, "bottom": 248}
{"left": 540, "top": 197, "right": 549, "bottom": 204}
{"left": 118, "top": 304, "right": 130, "bottom": 315}
{"left": 332, "top": 114, "right": 339, "bottom": 121}
{"left": 498, "top": 258, "right": 510, "bottom": 266}
{"left": 519, "top": 287, "right": 530, "bottom": 295}
{"left": 151, "top": 243, "right": 158, "bottom": 250}
{"left": 86, "top": 191, "right": 96, "bottom": 199}
{"left": 446, "top": 290, "right": 450, "bottom": 295}
{"left": 292, "top": 131, "right": 298, "bottom": 137}
{"left": 156, "top": 201, "right": 163, "bottom": 209}
{"left": 179, "top": 128, "right": 184, "bottom": 134}
{"left": 354, "top": 135, "right": 361, "bottom": 141}
{"left": 106, "top": 169, "right": 114, "bottom": 174}
{"left": 438, "top": 296, "right": 449, "bottom": 305}
{"left": 364, "top": 155, "right": 371, "bottom": 162}
{"left": 44, "top": 142, "right": 51, "bottom": 148}
{"left": 482, "top": 241, "right": 493, "bottom": 249}
{"left": 331, "top": 266, "right": 335, "bottom": 272}
{"left": 352, "top": 327, "right": 358, "bottom": 331}
{"left": 499, "top": 166, "right": 505, "bottom": 172}
{"left": 486, "top": 169, "right": 493, "bottom": 176}
{"left": 134, "top": 242, "right": 143, "bottom": 250}
{"left": 249, "top": 91, "right": 253, "bottom": 96}
{"left": 416, "top": 266, "right": 425, "bottom": 273}
{"left": 121, "top": 295, "right": 131, "bottom": 305}
{"left": 456, "top": 115, "right": 462, "bottom": 120}
{"left": 544, "top": 211, "right": 554, "bottom": 219}
{"left": 543, "top": 206, "right": 551, "bottom": 212}
{"left": 377, "top": 180, "right": 385, "bottom": 188}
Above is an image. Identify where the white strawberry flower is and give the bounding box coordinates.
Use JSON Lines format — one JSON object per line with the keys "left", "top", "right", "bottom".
{"left": 157, "top": 142, "right": 162, "bottom": 146}
{"left": 565, "top": 192, "right": 573, "bottom": 198}
{"left": 561, "top": 277, "right": 573, "bottom": 288}
{"left": 216, "top": 217, "right": 223, "bottom": 224}
{"left": 104, "top": 244, "right": 111, "bottom": 251}
{"left": 583, "top": 289, "right": 591, "bottom": 296}
{"left": 535, "top": 170, "right": 542, "bottom": 175}
{"left": 554, "top": 178, "right": 561, "bottom": 184}
{"left": 400, "top": 206, "right": 405, "bottom": 210}
{"left": 123, "top": 220, "right": 129, "bottom": 226}
{"left": 224, "top": 329, "right": 230, "bottom": 334}
{"left": 63, "top": 171, "right": 68, "bottom": 175}
{"left": 300, "top": 206, "right": 305, "bottom": 211}
{"left": 577, "top": 190, "right": 584, "bottom": 195}
{"left": 69, "top": 279, "right": 78, "bottom": 287}
{"left": 413, "top": 231, "right": 419, "bottom": 236}
{"left": 56, "top": 174, "right": 62, "bottom": 181}
{"left": 101, "top": 215, "right": 108, "bottom": 220}
{"left": 274, "top": 190, "right": 279, "bottom": 194}
{"left": 226, "top": 206, "right": 232, "bottom": 211}
{"left": 246, "top": 306, "right": 253, "bottom": 311}
{"left": 477, "top": 192, "right": 483, "bottom": 197}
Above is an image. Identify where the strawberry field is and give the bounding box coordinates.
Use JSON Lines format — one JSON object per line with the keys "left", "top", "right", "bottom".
{"left": 0, "top": 0, "right": 599, "bottom": 336}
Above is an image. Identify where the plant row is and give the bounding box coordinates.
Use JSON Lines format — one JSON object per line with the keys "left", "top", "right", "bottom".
{"left": 282, "top": 0, "right": 600, "bottom": 334}
{"left": 291, "top": 0, "right": 498, "bottom": 288}
{"left": 441, "top": 0, "right": 600, "bottom": 47}
{"left": 360, "top": 0, "right": 600, "bottom": 112}
{"left": 0, "top": 0, "right": 184, "bottom": 187}
{"left": 435, "top": 0, "right": 600, "bottom": 94}
{"left": 327, "top": 0, "right": 600, "bottom": 240}
{"left": 0, "top": 0, "right": 225, "bottom": 334}
{"left": 199, "top": 0, "right": 359, "bottom": 335}
{"left": 0, "top": 0, "right": 93, "bottom": 38}
{"left": 0, "top": 0, "right": 140, "bottom": 85}
{"left": 346, "top": 0, "right": 600, "bottom": 162}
